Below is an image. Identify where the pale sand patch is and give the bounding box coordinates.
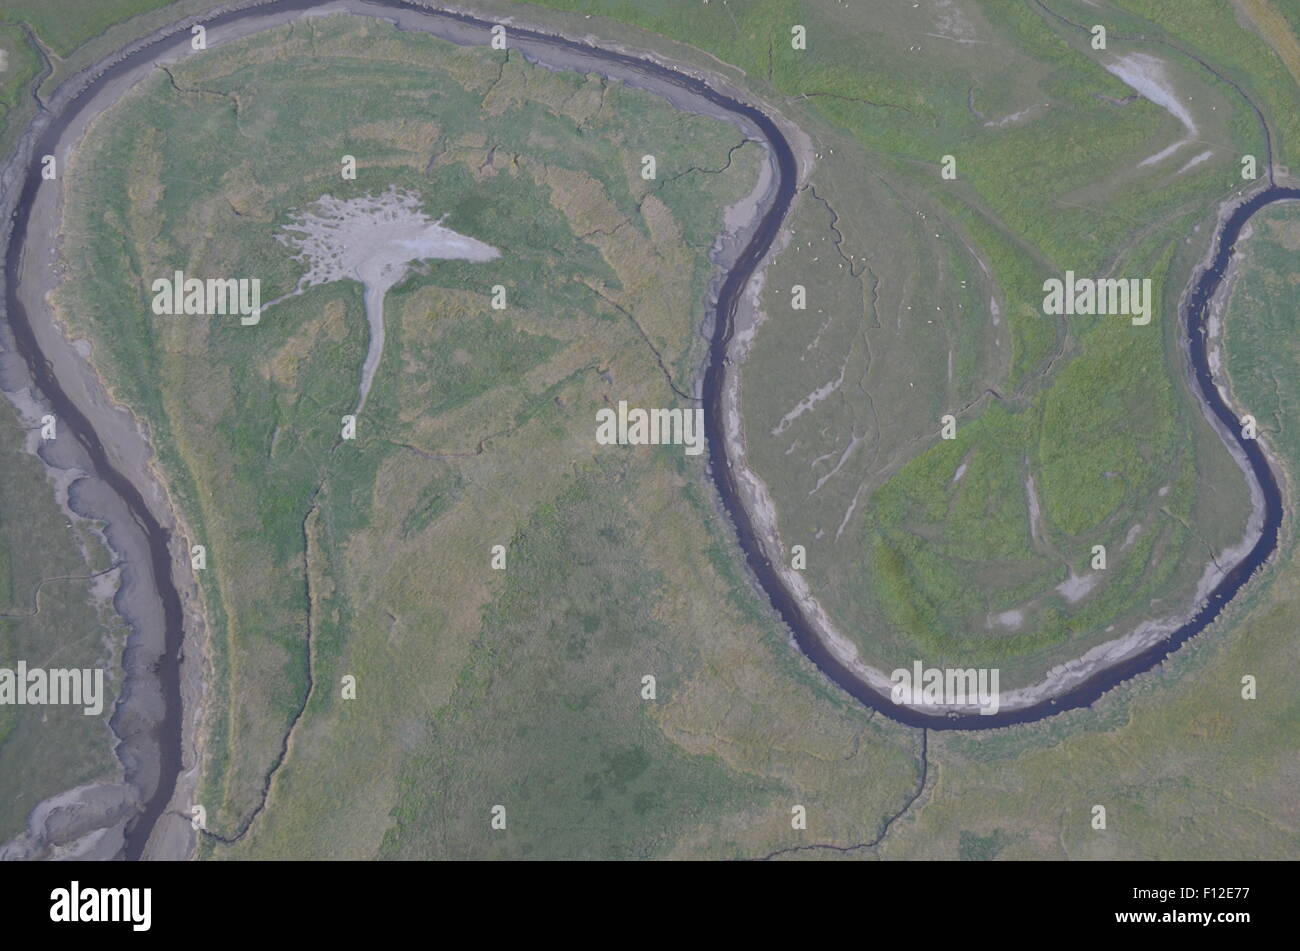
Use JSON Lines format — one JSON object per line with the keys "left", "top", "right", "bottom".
{"left": 272, "top": 188, "right": 499, "bottom": 412}
{"left": 983, "top": 103, "right": 1046, "bottom": 128}
{"left": 1177, "top": 149, "right": 1214, "bottom": 175}
{"left": 1056, "top": 570, "right": 1098, "bottom": 603}
{"left": 771, "top": 362, "right": 846, "bottom": 436}
{"left": 993, "top": 609, "right": 1024, "bottom": 630}
{"left": 1025, "top": 469, "right": 1044, "bottom": 545}
{"left": 1103, "top": 53, "right": 1198, "bottom": 168}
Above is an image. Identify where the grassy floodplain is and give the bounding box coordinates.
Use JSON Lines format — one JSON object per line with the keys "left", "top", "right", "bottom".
{"left": 12, "top": 0, "right": 1297, "bottom": 860}
{"left": 56, "top": 13, "right": 929, "bottom": 858}
{"left": 481, "top": 0, "right": 1299, "bottom": 857}
{"left": 0, "top": 0, "right": 182, "bottom": 152}
{"left": 737, "top": 0, "right": 1265, "bottom": 684}
{"left": 508, "top": 0, "right": 1292, "bottom": 686}
{"left": 878, "top": 203, "right": 1300, "bottom": 860}
{"left": 0, "top": 22, "right": 40, "bottom": 143}
{"left": 0, "top": 1, "right": 175, "bottom": 58}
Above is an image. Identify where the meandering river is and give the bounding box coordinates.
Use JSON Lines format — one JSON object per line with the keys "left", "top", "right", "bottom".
{"left": 1, "top": 0, "right": 1292, "bottom": 857}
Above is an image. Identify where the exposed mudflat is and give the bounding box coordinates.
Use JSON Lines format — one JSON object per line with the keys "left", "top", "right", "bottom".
{"left": 0, "top": 780, "right": 138, "bottom": 861}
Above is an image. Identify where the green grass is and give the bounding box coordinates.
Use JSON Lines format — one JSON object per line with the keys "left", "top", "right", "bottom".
{"left": 589, "top": 0, "right": 1262, "bottom": 681}
{"left": 0, "top": 0, "right": 175, "bottom": 58}
{"left": 15, "top": 0, "right": 1297, "bottom": 860}
{"left": 56, "top": 13, "right": 926, "bottom": 858}
{"left": 872, "top": 198, "right": 1300, "bottom": 862}
{"left": 0, "top": 22, "right": 40, "bottom": 144}
{"left": 378, "top": 477, "right": 777, "bottom": 859}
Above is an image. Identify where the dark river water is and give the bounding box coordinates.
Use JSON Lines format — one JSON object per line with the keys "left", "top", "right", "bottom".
{"left": 4, "top": 0, "right": 1293, "bottom": 856}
